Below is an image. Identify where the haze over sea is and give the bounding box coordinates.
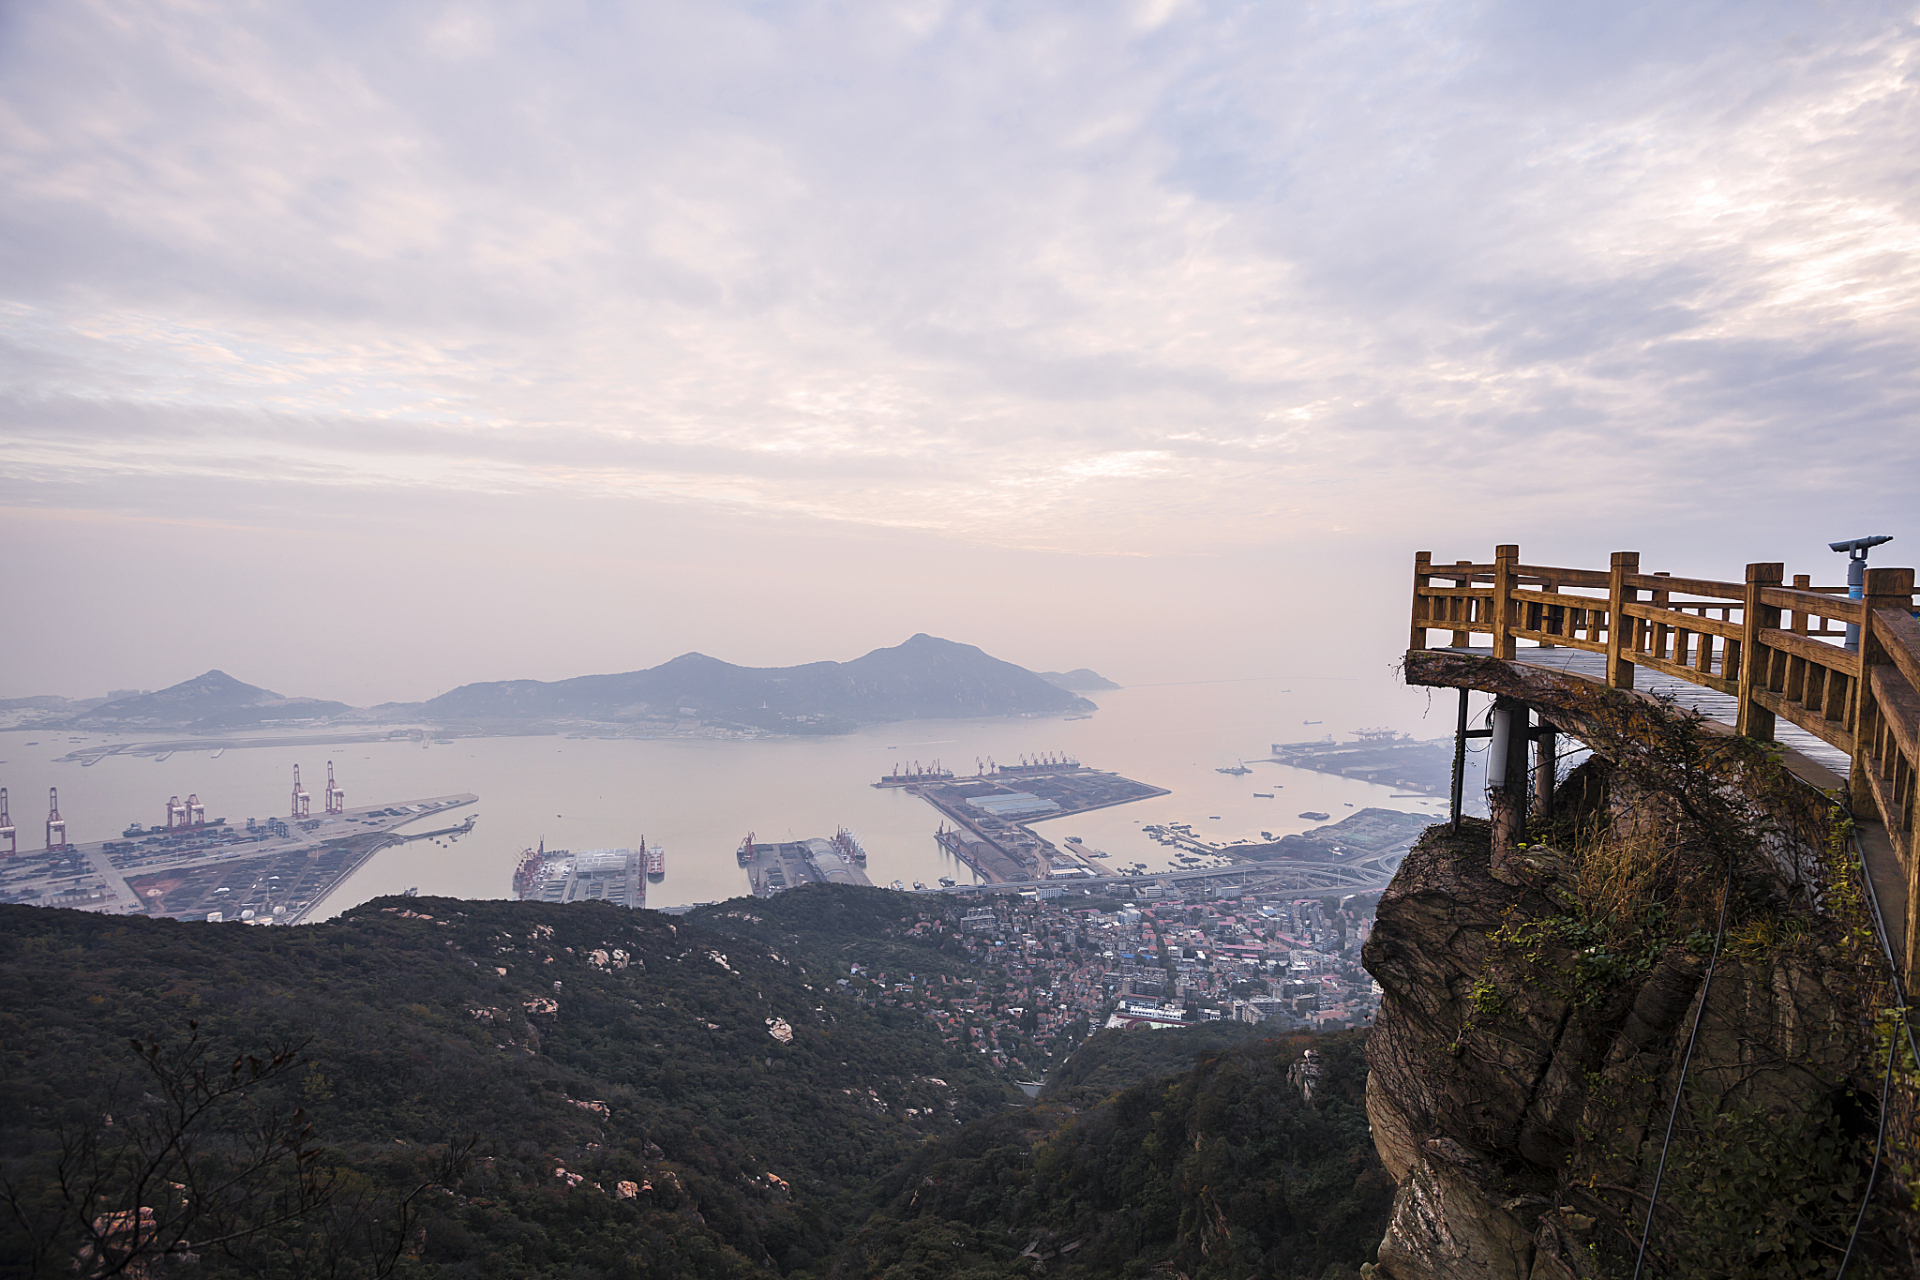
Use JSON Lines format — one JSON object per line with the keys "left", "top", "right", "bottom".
{"left": 0, "top": 676, "right": 1481, "bottom": 916}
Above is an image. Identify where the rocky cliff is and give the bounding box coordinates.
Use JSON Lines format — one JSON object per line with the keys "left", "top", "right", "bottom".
{"left": 1361, "top": 656, "right": 1916, "bottom": 1277}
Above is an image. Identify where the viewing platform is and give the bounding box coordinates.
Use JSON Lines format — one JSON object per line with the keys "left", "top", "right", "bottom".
{"left": 1407, "top": 544, "right": 1919, "bottom": 986}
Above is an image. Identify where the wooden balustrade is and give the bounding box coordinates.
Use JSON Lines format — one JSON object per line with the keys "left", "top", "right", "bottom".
{"left": 1412, "top": 546, "right": 1920, "bottom": 977}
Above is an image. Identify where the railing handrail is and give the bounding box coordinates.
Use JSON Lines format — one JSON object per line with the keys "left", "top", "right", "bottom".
{"left": 1412, "top": 544, "right": 1920, "bottom": 988}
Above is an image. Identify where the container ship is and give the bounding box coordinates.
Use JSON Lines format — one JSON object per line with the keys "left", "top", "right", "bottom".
{"left": 643, "top": 837, "right": 665, "bottom": 879}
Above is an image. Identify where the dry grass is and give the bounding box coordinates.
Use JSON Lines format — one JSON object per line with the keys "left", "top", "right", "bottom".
{"left": 1572, "top": 821, "right": 1722, "bottom": 937}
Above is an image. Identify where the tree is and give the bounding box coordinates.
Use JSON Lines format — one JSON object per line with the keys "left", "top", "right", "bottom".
{"left": 2, "top": 1023, "right": 465, "bottom": 1280}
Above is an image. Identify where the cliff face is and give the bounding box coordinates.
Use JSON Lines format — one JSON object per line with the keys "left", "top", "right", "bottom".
{"left": 1360, "top": 668, "right": 1915, "bottom": 1278}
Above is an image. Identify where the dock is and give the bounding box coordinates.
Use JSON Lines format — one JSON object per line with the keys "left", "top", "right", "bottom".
{"left": 901, "top": 762, "right": 1171, "bottom": 883}
{"left": 744, "top": 835, "right": 874, "bottom": 897}
{"left": 0, "top": 794, "right": 478, "bottom": 925}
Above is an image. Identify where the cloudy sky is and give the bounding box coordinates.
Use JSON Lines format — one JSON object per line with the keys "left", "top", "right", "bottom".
{"left": 3, "top": 0, "right": 1916, "bottom": 706}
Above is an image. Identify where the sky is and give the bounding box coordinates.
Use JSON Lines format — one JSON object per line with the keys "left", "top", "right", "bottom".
{"left": 2, "top": 0, "right": 1916, "bottom": 709}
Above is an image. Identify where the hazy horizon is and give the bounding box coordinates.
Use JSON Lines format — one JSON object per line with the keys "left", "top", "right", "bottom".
{"left": 5, "top": 1, "right": 1916, "bottom": 709}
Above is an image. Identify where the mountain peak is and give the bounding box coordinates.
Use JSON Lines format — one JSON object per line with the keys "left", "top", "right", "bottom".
{"left": 418, "top": 635, "right": 1095, "bottom": 729}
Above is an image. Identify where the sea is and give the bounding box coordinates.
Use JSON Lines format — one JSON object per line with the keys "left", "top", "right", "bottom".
{"left": 0, "top": 679, "right": 1475, "bottom": 918}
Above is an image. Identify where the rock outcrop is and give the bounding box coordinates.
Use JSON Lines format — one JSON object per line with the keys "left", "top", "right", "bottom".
{"left": 1361, "top": 657, "right": 1916, "bottom": 1277}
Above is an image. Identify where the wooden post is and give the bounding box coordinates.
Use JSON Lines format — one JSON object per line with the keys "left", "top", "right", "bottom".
{"left": 1651, "top": 572, "right": 1672, "bottom": 668}
{"left": 1410, "top": 551, "right": 1433, "bottom": 652}
{"left": 1452, "top": 560, "right": 1473, "bottom": 648}
{"left": 1492, "top": 545, "right": 1519, "bottom": 661}
{"left": 1791, "top": 574, "right": 1811, "bottom": 636}
{"left": 1851, "top": 566, "right": 1916, "bottom": 819}
{"left": 1736, "top": 562, "right": 1783, "bottom": 739}
{"left": 1851, "top": 566, "right": 1917, "bottom": 990}
{"left": 1605, "top": 551, "right": 1640, "bottom": 690}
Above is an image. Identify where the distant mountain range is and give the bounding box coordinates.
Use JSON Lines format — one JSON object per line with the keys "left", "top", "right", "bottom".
{"left": 394, "top": 634, "right": 1096, "bottom": 732}
{"left": 1037, "top": 668, "right": 1121, "bottom": 692}
{"left": 6, "top": 636, "right": 1101, "bottom": 735}
{"left": 68, "top": 670, "right": 353, "bottom": 731}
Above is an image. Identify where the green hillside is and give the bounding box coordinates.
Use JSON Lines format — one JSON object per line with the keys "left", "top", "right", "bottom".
{"left": 0, "top": 887, "right": 1389, "bottom": 1278}
{"left": 834, "top": 1029, "right": 1390, "bottom": 1280}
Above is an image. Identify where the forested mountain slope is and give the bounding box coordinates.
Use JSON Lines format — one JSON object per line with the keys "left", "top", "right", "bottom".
{"left": 0, "top": 887, "right": 1389, "bottom": 1279}
{"left": 832, "top": 1029, "right": 1392, "bottom": 1280}
{"left": 0, "top": 893, "right": 1014, "bottom": 1278}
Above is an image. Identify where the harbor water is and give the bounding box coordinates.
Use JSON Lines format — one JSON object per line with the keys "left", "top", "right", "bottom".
{"left": 0, "top": 678, "right": 1469, "bottom": 916}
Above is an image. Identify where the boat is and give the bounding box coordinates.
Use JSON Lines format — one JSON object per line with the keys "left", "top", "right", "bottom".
{"left": 938, "top": 876, "right": 956, "bottom": 887}
{"left": 512, "top": 842, "right": 548, "bottom": 897}
{"left": 831, "top": 826, "right": 867, "bottom": 863}
{"left": 1253, "top": 792, "right": 1274, "bottom": 798}
{"left": 643, "top": 837, "right": 665, "bottom": 879}
{"left": 1303, "top": 719, "right": 1321, "bottom": 725}
{"left": 912, "top": 881, "right": 927, "bottom": 891}
{"left": 737, "top": 832, "right": 757, "bottom": 865}
{"left": 891, "top": 879, "right": 907, "bottom": 891}
{"left": 1215, "top": 762, "right": 1252, "bottom": 775}
{"left": 1299, "top": 811, "right": 1330, "bottom": 821}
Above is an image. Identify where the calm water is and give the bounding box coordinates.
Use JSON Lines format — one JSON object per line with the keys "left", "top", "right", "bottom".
{"left": 0, "top": 680, "right": 1468, "bottom": 917}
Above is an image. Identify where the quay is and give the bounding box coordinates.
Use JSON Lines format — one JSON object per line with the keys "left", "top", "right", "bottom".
{"left": 899, "top": 762, "right": 1171, "bottom": 884}
{"left": 922, "top": 856, "right": 1391, "bottom": 898}
{"left": 1409, "top": 543, "right": 1919, "bottom": 986}
{"left": 0, "top": 792, "right": 478, "bottom": 925}
{"left": 743, "top": 832, "right": 874, "bottom": 897}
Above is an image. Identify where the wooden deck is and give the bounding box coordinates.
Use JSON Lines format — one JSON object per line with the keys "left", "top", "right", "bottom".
{"left": 1433, "top": 644, "right": 1853, "bottom": 775}
{"left": 1410, "top": 545, "right": 1920, "bottom": 988}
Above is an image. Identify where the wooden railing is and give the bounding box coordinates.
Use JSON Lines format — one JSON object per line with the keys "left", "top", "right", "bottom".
{"left": 1411, "top": 545, "right": 1920, "bottom": 967}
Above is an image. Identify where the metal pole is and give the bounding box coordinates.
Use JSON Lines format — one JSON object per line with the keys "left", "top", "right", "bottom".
{"left": 1845, "top": 550, "right": 1866, "bottom": 651}
{"left": 1488, "top": 705, "right": 1511, "bottom": 789}
{"left": 1450, "top": 688, "right": 1468, "bottom": 831}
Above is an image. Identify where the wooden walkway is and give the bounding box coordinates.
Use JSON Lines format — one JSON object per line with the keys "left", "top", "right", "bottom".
{"left": 1410, "top": 545, "right": 1920, "bottom": 988}
{"left": 1435, "top": 644, "right": 1853, "bottom": 776}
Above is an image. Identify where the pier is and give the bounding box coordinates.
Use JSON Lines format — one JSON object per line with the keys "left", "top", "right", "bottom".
{"left": 1409, "top": 543, "right": 1919, "bottom": 985}
{"left": 0, "top": 793, "right": 478, "bottom": 925}
{"left": 744, "top": 833, "right": 874, "bottom": 897}
{"left": 899, "top": 762, "right": 1171, "bottom": 884}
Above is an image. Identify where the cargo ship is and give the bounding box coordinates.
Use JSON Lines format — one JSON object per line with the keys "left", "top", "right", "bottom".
{"left": 512, "top": 841, "right": 550, "bottom": 897}
{"left": 830, "top": 826, "right": 867, "bottom": 864}
{"left": 643, "top": 837, "right": 665, "bottom": 879}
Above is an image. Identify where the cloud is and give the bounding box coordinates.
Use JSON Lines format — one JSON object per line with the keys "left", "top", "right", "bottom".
{"left": 0, "top": 0, "right": 1915, "bottom": 559}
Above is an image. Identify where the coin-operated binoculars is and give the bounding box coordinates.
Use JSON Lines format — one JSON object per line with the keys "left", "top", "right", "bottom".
{"left": 1829, "top": 535, "right": 1893, "bottom": 651}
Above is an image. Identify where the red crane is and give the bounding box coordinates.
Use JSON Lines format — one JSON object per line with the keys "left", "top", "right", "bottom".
{"left": 166, "top": 794, "right": 187, "bottom": 829}
{"left": 186, "top": 794, "right": 205, "bottom": 826}
{"left": 46, "top": 787, "right": 67, "bottom": 851}
{"left": 0, "top": 787, "right": 15, "bottom": 856}
{"left": 291, "top": 765, "right": 311, "bottom": 819}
